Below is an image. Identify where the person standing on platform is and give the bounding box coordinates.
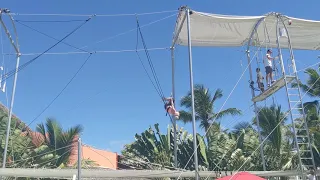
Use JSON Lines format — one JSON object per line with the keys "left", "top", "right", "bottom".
{"left": 265, "top": 49, "right": 276, "bottom": 87}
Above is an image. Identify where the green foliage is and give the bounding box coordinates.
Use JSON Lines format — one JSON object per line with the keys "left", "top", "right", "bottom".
{"left": 122, "top": 98, "right": 320, "bottom": 173}
{"left": 179, "top": 84, "right": 241, "bottom": 144}
{"left": 0, "top": 105, "right": 87, "bottom": 169}
{"left": 35, "top": 118, "right": 83, "bottom": 168}
{"left": 121, "top": 123, "right": 208, "bottom": 170}
{"left": 292, "top": 67, "right": 320, "bottom": 98}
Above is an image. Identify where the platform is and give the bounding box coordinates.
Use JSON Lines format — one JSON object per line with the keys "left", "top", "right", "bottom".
{"left": 252, "top": 76, "right": 296, "bottom": 103}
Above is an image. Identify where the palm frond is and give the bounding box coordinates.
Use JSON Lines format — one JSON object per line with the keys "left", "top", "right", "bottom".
{"left": 211, "top": 89, "right": 223, "bottom": 105}
{"left": 292, "top": 67, "right": 320, "bottom": 98}
{"left": 209, "top": 108, "right": 242, "bottom": 121}
{"left": 177, "top": 110, "right": 193, "bottom": 124}
{"left": 232, "top": 121, "right": 252, "bottom": 135}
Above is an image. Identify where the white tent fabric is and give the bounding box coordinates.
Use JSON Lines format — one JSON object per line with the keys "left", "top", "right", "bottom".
{"left": 174, "top": 10, "right": 320, "bottom": 50}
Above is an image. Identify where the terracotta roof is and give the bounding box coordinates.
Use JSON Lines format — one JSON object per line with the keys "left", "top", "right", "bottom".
{"left": 68, "top": 144, "right": 118, "bottom": 170}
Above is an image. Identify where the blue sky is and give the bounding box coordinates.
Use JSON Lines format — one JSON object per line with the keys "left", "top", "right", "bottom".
{"left": 0, "top": 0, "right": 319, "bottom": 154}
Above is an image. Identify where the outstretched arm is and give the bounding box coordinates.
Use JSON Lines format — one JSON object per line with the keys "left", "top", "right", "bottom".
{"left": 267, "top": 54, "right": 275, "bottom": 60}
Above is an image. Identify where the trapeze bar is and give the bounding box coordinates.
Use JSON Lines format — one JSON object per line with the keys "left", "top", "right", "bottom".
{"left": 252, "top": 76, "right": 295, "bottom": 102}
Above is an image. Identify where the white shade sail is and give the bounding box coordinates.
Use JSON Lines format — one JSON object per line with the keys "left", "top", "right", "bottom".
{"left": 174, "top": 10, "right": 320, "bottom": 50}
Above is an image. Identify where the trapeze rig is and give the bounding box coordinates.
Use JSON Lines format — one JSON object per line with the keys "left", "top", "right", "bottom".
{"left": 172, "top": 8, "right": 319, "bottom": 179}
{"left": 246, "top": 12, "right": 316, "bottom": 179}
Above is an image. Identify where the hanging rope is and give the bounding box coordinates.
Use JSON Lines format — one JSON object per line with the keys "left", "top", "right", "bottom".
{"left": 136, "top": 17, "right": 165, "bottom": 99}
{"left": 135, "top": 16, "right": 174, "bottom": 123}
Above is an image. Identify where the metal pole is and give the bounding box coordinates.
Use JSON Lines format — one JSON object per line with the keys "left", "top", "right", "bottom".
{"left": 171, "top": 12, "right": 187, "bottom": 47}
{"left": 2, "top": 54, "right": 20, "bottom": 169}
{"left": 245, "top": 51, "right": 266, "bottom": 171}
{"left": 0, "top": 10, "right": 21, "bottom": 171}
{"left": 0, "top": 16, "right": 19, "bottom": 53}
{"left": 171, "top": 47, "right": 178, "bottom": 169}
{"left": 186, "top": 8, "right": 199, "bottom": 180}
{"left": 78, "top": 138, "right": 82, "bottom": 180}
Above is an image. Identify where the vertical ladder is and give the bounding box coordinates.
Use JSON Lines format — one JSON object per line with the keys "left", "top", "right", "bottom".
{"left": 275, "top": 14, "right": 315, "bottom": 179}
{"left": 284, "top": 76, "right": 316, "bottom": 178}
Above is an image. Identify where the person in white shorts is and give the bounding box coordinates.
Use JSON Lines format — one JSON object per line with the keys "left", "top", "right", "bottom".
{"left": 265, "top": 49, "right": 276, "bottom": 87}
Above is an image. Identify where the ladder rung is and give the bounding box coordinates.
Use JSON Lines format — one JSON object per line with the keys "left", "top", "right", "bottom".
{"left": 292, "top": 114, "right": 301, "bottom": 116}
{"left": 298, "top": 143, "right": 310, "bottom": 145}
{"left": 292, "top": 116, "right": 303, "bottom": 119}
{"left": 297, "top": 135, "right": 308, "bottom": 138}
{"left": 288, "top": 88, "right": 299, "bottom": 90}
{"left": 297, "top": 141, "right": 309, "bottom": 144}
{"left": 301, "top": 157, "right": 313, "bottom": 160}
{"left": 288, "top": 94, "right": 299, "bottom": 96}
{"left": 292, "top": 107, "right": 303, "bottom": 110}
{"left": 299, "top": 150, "right": 312, "bottom": 152}
{"left": 296, "top": 128, "right": 308, "bottom": 131}
{"left": 290, "top": 101, "right": 301, "bottom": 103}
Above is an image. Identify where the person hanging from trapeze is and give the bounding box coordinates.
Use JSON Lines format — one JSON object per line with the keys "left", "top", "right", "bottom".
{"left": 163, "top": 96, "right": 180, "bottom": 119}
{"left": 264, "top": 49, "right": 278, "bottom": 87}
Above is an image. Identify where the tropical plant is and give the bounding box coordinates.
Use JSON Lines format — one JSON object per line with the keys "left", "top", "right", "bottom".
{"left": 34, "top": 118, "right": 83, "bottom": 168}
{"left": 207, "top": 122, "right": 259, "bottom": 172}
{"left": 0, "top": 102, "right": 90, "bottom": 170}
{"left": 121, "top": 123, "right": 208, "bottom": 170}
{"left": 292, "top": 67, "right": 320, "bottom": 99}
{"left": 121, "top": 122, "right": 263, "bottom": 174}
{"left": 179, "top": 84, "right": 241, "bottom": 142}
{"left": 253, "top": 105, "right": 300, "bottom": 171}
{"left": 255, "top": 105, "right": 287, "bottom": 154}
{"left": 0, "top": 110, "right": 54, "bottom": 169}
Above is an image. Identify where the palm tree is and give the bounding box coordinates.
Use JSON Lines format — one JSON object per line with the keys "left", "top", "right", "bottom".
{"left": 292, "top": 67, "right": 320, "bottom": 98}
{"left": 255, "top": 105, "right": 286, "bottom": 154}
{"left": 0, "top": 110, "right": 56, "bottom": 169}
{"left": 253, "top": 105, "right": 298, "bottom": 171}
{"left": 0, "top": 103, "right": 86, "bottom": 169}
{"left": 34, "top": 118, "right": 83, "bottom": 168}
{"left": 179, "top": 84, "right": 241, "bottom": 141}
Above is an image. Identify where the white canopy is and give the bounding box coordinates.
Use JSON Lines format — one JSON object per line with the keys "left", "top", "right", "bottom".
{"left": 174, "top": 10, "right": 320, "bottom": 50}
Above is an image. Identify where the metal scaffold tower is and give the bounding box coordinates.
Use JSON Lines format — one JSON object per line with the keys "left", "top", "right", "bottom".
{"left": 247, "top": 13, "right": 316, "bottom": 179}
{"left": 172, "top": 7, "right": 320, "bottom": 179}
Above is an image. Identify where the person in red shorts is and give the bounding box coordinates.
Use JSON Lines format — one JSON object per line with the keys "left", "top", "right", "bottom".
{"left": 163, "top": 97, "right": 180, "bottom": 119}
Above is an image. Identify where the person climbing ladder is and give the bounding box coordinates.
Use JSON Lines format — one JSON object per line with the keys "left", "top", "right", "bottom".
{"left": 163, "top": 96, "right": 180, "bottom": 119}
